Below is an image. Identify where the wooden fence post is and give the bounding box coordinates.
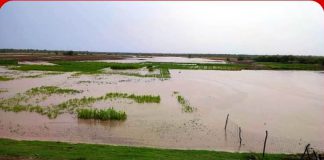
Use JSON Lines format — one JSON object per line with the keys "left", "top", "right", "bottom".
{"left": 239, "top": 127, "right": 242, "bottom": 146}
{"left": 300, "top": 144, "right": 310, "bottom": 160}
{"left": 224, "top": 114, "right": 229, "bottom": 130}
{"left": 262, "top": 130, "right": 268, "bottom": 159}
{"left": 312, "top": 149, "right": 318, "bottom": 160}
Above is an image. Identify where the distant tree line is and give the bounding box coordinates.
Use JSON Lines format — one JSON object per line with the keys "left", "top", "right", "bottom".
{"left": 0, "top": 49, "right": 89, "bottom": 56}
{"left": 253, "top": 55, "right": 324, "bottom": 65}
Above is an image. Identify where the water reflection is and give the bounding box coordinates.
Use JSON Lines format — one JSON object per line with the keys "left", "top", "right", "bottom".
{"left": 77, "top": 119, "right": 126, "bottom": 128}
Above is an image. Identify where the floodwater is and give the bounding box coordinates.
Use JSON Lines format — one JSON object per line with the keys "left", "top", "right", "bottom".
{"left": 97, "top": 56, "right": 226, "bottom": 64}
{"left": 0, "top": 67, "right": 323, "bottom": 153}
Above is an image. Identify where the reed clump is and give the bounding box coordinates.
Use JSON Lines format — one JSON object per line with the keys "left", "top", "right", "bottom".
{"left": 77, "top": 108, "right": 127, "bottom": 120}
{"left": 176, "top": 94, "right": 195, "bottom": 113}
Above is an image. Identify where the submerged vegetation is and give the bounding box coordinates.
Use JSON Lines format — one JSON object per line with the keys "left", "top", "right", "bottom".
{"left": 104, "top": 92, "right": 160, "bottom": 103}
{"left": 0, "top": 86, "right": 83, "bottom": 118}
{"left": 0, "top": 89, "right": 8, "bottom": 93}
{"left": 0, "top": 76, "right": 13, "bottom": 81}
{"left": 77, "top": 108, "right": 127, "bottom": 120}
{"left": 26, "top": 86, "right": 81, "bottom": 96}
{"left": 20, "top": 71, "right": 63, "bottom": 79}
{"left": 0, "top": 89, "right": 160, "bottom": 118}
{"left": 174, "top": 93, "right": 195, "bottom": 113}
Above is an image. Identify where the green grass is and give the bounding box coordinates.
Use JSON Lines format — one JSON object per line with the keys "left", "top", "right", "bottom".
{"left": 77, "top": 108, "right": 127, "bottom": 120}
{"left": 0, "top": 76, "right": 14, "bottom": 81}
{"left": 0, "top": 138, "right": 298, "bottom": 160}
{"left": 176, "top": 94, "right": 195, "bottom": 113}
{"left": 14, "top": 61, "right": 144, "bottom": 73}
{"left": 0, "top": 59, "right": 18, "bottom": 65}
{"left": 26, "top": 86, "right": 81, "bottom": 96}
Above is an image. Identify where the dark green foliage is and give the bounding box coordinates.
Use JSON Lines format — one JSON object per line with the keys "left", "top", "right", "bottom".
{"left": 257, "top": 62, "right": 324, "bottom": 70}
{"left": 254, "top": 55, "right": 324, "bottom": 64}
{"left": 0, "top": 138, "right": 295, "bottom": 160}
{"left": 238, "top": 56, "right": 244, "bottom": 61}
{"left": 0, "top": 59, "right": 18, "bottom": 65}
{"left": 77, "top": 108, "right": 127, "bottom": 120}
{"left": 147, "top": 65, "right": 154, "bottom": 72}
{"left": 63, "top": 51, "right": 75, "bottom": 56}
{"left": 109, "top": 63, "right": 144, "bottom": 69}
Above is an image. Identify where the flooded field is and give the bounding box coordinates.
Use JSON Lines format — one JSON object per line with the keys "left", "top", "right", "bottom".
{"left": 0, "top": 66, "right": 323, "bottom": 154}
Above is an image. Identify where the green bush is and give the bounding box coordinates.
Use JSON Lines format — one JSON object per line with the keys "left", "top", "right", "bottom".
{"left": 0, "top": 59, "right": 18, "bottom": 66}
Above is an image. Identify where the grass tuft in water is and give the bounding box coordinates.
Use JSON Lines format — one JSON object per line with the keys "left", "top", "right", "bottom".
{"left": 77, "top": 108, "right": 127, "bottom": 120}
{"left": 26, "top": 86, "right": 81, "bottom": 96}
{"left": 175, "top": 94, "right": 195, "bottom": 113}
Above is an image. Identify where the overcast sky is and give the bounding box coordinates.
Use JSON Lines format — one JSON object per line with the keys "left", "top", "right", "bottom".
{"left": 0, "top": 1, "right": 323, "bottom": 55}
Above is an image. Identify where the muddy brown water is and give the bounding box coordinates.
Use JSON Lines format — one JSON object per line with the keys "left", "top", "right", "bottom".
{"left": 0, "top": 67, "right": 323, "bottom": 153}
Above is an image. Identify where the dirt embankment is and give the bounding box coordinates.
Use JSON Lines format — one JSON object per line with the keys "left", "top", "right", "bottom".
{"left": 0, "top": 53, "right": 130, "bottom": 62}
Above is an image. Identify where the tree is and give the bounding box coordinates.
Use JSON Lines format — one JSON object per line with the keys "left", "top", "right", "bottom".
{"left": 63, "top": 51, "right": 74, "bottom": 56}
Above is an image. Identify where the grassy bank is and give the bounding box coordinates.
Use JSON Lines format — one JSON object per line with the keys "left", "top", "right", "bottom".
{"left": 0, "top": 138, "right": 298, "bottom": 160}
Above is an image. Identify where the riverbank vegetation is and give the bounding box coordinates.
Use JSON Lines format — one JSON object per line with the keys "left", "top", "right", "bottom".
{"left": 0, "top": 138, "right": 299, "bottom": 160}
